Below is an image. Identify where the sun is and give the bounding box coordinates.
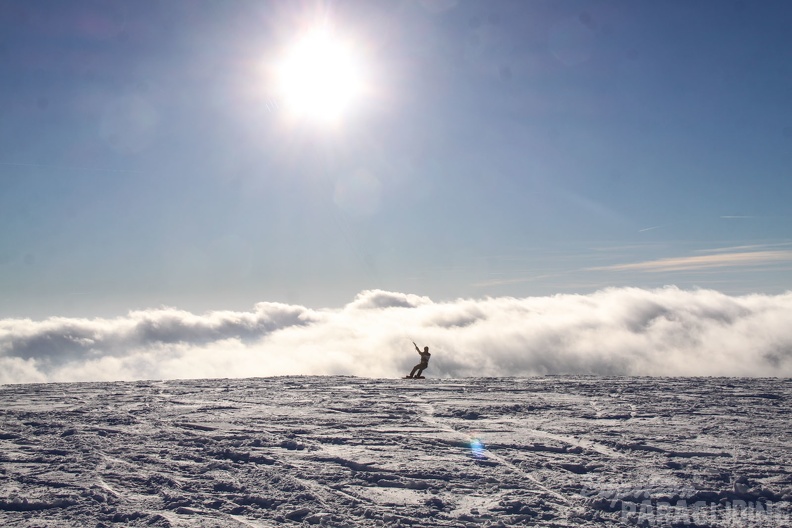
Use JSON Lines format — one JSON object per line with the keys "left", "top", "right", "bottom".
{"left": 274, "top": 27, "right": 365, "bottom": 125}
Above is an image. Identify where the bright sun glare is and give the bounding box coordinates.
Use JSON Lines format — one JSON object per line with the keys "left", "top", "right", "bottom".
{"left": 275, "top": 28, "right": 364, "bottom": 125}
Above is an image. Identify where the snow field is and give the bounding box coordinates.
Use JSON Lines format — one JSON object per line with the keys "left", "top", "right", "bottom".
{"left": 0, "top": 376, "right": 790, "bottom": 527}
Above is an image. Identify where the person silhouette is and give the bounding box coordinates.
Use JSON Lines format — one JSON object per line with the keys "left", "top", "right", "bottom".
{"left": 407, "top": 342, "right": 431, "bottom": 378}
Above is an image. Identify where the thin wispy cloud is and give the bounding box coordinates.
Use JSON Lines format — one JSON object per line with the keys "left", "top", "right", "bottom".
{"left": 696, "top": 242, "right": 792, "bottom": 254}
{"left": 638, "top": 225, "right": 663, "bottom": 233}
{"left": 590, "top": 250, "right": 792, "bottom": 273}
{"left": 2, "top": 288, "right": 791, "bottom": 384}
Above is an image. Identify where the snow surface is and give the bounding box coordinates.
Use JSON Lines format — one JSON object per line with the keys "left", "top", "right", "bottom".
{"left": 1, "top": 376, "right": 790, "bottom": 527}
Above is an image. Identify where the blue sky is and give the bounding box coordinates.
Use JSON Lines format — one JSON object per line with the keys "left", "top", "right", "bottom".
{"left": 1, "top": 0, "right": 791, "bottom": 319}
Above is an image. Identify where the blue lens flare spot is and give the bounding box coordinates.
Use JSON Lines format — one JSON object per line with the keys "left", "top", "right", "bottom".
{"left": 470, "top": 437, "right": 486, "bottom": 459}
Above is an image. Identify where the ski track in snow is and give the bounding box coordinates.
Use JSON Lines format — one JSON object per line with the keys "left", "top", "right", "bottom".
{"left": 0, "top": 376, "right": 791, "bottom": 527}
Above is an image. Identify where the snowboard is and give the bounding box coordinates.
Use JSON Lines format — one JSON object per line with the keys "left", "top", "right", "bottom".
{"left": 403, "top": 376, "right": 425, "bottom": 379}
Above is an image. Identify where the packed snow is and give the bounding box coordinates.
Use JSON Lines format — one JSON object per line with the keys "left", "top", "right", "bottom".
{"left": 1, "top": 376, "right": 790, "bottom": 527}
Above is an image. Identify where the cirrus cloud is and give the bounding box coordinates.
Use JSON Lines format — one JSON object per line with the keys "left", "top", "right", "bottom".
{"left": 590, "top": 250, "right": 792, "bottom": 273}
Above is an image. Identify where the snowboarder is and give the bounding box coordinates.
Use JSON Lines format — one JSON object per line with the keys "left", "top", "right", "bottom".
{"left": 407, "top": 342, "right": 431, "bottom": 378}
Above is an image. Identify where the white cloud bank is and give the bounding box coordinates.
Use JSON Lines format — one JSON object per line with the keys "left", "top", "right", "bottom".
{"left": 1, "top": 287, "right": 792, "bottom": 384}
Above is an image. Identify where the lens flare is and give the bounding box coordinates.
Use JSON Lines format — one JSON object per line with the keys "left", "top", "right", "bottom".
{"left": 470, "top": 436, "right": 486, "bottom": 459}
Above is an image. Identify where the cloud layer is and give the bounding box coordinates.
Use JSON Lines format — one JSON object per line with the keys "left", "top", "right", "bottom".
{"left": 2, "top": 287, "right": 792, "bottom": 383}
